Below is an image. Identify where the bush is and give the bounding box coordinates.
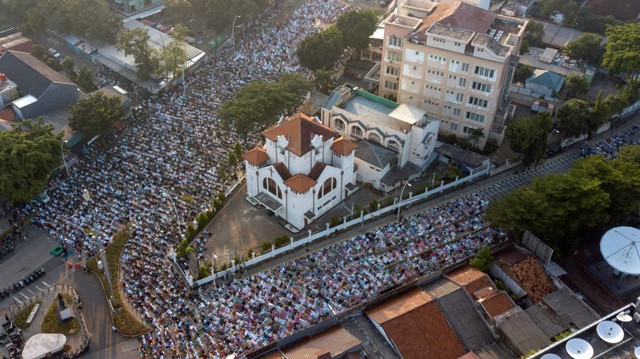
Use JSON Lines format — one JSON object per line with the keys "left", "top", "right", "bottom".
{"left": 274, "top": 235, "right": 290, "bottom": 248}
{"left": 41, "top": 294, "right": 80, "bottom": 335}
{"left": 261, "top": 241, "right": 273, "bottom": 254}
{"left": 196, "top": 212, "right": 208, "bottom": 232}
{"left": 353, "top": 204, "right": 362, "bottom": 217}
{"left": 330, "top": 216, "right": 341, "bottom": 227}
{"left": 184, "top": 222, "right": 196, "bottom": 241}
{"left": 469, "top": 245, "right": 493, "bottom": 272}
{"left": 369, "top": 199, "right": 379, "bottom": 212}
{"left": 217, "top": 192, "right": 226, "bottom": 203}
{"left": 14, "top": 301, "right": 41, "bottom": 329}
{"left": 482, "top": 138, "right": 499, "bottom": 154}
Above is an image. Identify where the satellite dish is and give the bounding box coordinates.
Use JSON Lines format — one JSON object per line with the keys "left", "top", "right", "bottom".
{"left": 635, "top": 346, "right": 640, "bottom": 359}
{"left": 540, "top": 354, "right": 561, "bottom": 359}
{"left": 596, "top": 320, "right": 624, "bottom": 344}
{"left": 600, "top": 227, "right": 640, "bottom": 275}
{"left": 565, "top": 338, "right": 594, "bottom": 359}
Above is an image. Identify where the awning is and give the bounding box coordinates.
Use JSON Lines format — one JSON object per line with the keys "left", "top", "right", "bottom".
{"left": 304, "top": 210, "right": 315, "bottom": 220}
{"left": 254, "top": 192, "right": 282, "bottom": 212}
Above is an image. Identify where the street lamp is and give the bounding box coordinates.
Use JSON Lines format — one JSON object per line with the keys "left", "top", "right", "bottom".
{"left": 547, "top": 129, "right": 560, "bottom": 141}
{"left": 397, "top": 181, "right": 412, "bottom": 219}
{"left": 231, "top": 15, "right": 241, "bottom": 48}
{"left": 161, "top": 190, "right": 183, "bottom": 238}
{"left": 60, "top": 139, "right": 69, "bottom": 176}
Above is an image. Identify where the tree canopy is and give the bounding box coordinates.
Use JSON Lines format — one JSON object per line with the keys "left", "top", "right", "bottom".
{"left": 513, "top": 64, "right": 533, "bottom": 84}
{"left": 204, "top": 0, "right": 269, "bottom": 32}
{"left": 69, "top": 92, "right": 126, "bottom": 138}
{"left": 0, "top": 119, "right": 62, "bottom": 203}
{"left": 297, "top": 25, "right": 344, "bottom": 71}
{"left": 217, "top": 73, "right": 312, "bottom": 143}
{"left": 564, "top": 73, "right": 589, "bottom": 98}
{"left": 15, "top": 0, "right": 121, "bottom": 43}
{"left": 523, "top": 21, "right": 545, "bottom": 48}
{"left": 335, "top": 9, "right": 378, "bottom": 50}
{"left": 163, "top": 0, "right": 194, "bottom": 27}
{"left": 601, "top": 22, "right": 640, "bottom": 75}
{"left": 116, "top": 28, "right": 160, "bottom": 80}
{"left": 556, "top": 99, "right": 592, "bottom": 138}
{"left": 484, "top": 150, "right": 640, "bottom": 253}
{"left": 564, "top": 33, "right": 604, "bottom": 65}
{"left": 505, "top": 113, "right": 553, "bottom": 167}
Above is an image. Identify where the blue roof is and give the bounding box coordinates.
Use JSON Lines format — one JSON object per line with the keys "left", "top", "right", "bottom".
{"left": 525, "top": 70, "right": 565, "bottom": 92}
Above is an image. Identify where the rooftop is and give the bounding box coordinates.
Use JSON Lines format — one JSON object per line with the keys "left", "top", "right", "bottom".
{"left": 542, "top": 288, "right": 599, "bottom": 329}
{"left": 480, "top": 291, "right": 516, "bottom": 317}
{"left": 354, "top": 139, "right": 398, "bottom": 169}
{"left": 284, "top": 174, "right": 317, "bottom": 194}
{"left": 497, "top": 307, "right": 553, "bottom": 356}
{"left": 366, "top": 288, "right": 433, "bottom": 324}
{"left": 330, "top": 136, "right": 357, "bottom": 156}
{"left": 445, "top": 265, "right": 495, "bottom": 298}
{"left": 271, "top": 325, "right": 363, "bottom": 359}
{"left": 263, "top": 113, "right": 338, "bottom": 157}
{"left": 526, "top": 69, "right": 565, "bottom": 93}
{"left": 243, "top": 147, "right": 269, "bottom": 166}
{"left": 0, "top": 50, "right": 74, "bottom": 98}
{"left": 435, "top": 143, "right": 490, "bottom": 169}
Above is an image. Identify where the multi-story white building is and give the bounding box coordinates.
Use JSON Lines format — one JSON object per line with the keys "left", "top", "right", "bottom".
{"left": 243, "top": 113, "right": 358, "bottom": 231}
{"left": 322, "top": 85, "right": 440, "bottom": 192}
{"left": 378, "top": 0, "right": 527, "bottom": 147}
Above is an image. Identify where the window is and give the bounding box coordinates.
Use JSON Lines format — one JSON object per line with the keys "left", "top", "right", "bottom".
{"left": 388, "top": 36, "right": 402, "bottom": 47}
{"left": 474, "top": 66, "right": 496, "bottom": 79}
{"left": 386, "top": 66, "right": 400, "bottom": 76}
{"left": 455, "top": 93, "right": 464, "bottom": 102}
{"left": 369, "top": 133, "right": 382, "bottom": 143}
{"left": 468, "top": 96, "right": 488, "bottom": 108}
{"left": 450, "top": 123, "right": 458, "bottom": 131}
{"left": 453, "top": 108, "right": 461, "bottom": 117}
{"left": 458, "top": 77, "right": 467, "bottom": 88}
{"left": 317, "top": 177, "right": 337, "bottom": 199}
{"left": 263, "top": 178, "right": 282, "bottom": 199}
{"left": 466, "top": 111, "right": 485, "bottom": 123}
{"left": 387, "top": 140, "right": 400, "bottom": 152}
{"left": 471, "top": 81, "right": 492, "bottom": 93}
{"left": 334, "top": 118, "right": 345, "bottom": 131}
{"left": 461, "top": 63, "right": 470, "bottom": 72}
{"left": 387, "top": 51, "right": 401, "bottom": 62}
{"left": 351, "top": 125, "right": 363, "bottom": 138}
{"left": 384, "top": 80, "right": 398, "bottom": 90}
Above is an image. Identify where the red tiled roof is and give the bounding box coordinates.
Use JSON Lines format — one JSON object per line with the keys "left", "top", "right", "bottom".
{"left": 480, "top": 291, "right": 516, "bottom": 317}
{"left": 243, "top": 147, "right": 269, "bottom": 166}
{"left": 445, "top": 266, "right": 495, "bottom": 299}
{"left": 279, "top": 325, "right": 362, "bottom": 359}
{"left": 0, "top": 109, "right": 16, "bottom": 121}
{"left": 308, "top": 162, "right": 327, "bottom": 181}
{"left": 414, "top": 1, "right": 496, "bottom": 40}
{"left": 262, "top": 113, "right": 338, "bottom": 157}
{"left": 272, "top": 162, "right": 292, "bottom": 181}
{"left": 331, "top": 136, "right": 357, "bottom": 156}
{"left": 367, "top": 290, "right": 466, "bottom": 359}
{"left": 284, "top": 174, "right": 316, "bottom": 194}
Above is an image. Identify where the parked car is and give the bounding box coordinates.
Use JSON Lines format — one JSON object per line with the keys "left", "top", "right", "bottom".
{"left": 48, "top": 48, "right": 62, "bottom": 59}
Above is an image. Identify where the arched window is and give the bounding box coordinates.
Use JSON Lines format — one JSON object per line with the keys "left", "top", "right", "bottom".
{"left": 334, "top": 118, "right": 345, "bottom": 131}
{"left": 262, "top": 177, "right": 282, "bottom": 199}
{"left": 425, "top": 134, "right": 434, "bottom": 148}
{"left": 387, "top": 140, "right": 400, "bottom": 152}
{"left": 317, "top": 177, "right": 338, "bottom": 199}
{"left": 351, "top": 125, "right": 363, "bottom": 138}
{"left": 369, "top": 133, "right": 382, "bottom": 143}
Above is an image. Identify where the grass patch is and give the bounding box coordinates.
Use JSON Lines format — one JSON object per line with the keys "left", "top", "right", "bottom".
{"left": 14, "top": 301, "right": 41, "bottom": 329}
{"left": 41, "top": 294, "right": 80, "bottom": 335}
{"left": 86, "top": 228, "right": 149, "bottom": 336}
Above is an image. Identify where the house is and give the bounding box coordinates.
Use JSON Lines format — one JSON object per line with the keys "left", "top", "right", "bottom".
{"left": 0, "top": 50, "right": 78, "bottom": 120}
{"left": 0, "top": 32, "right": 32, "bottom": 54}
{"left": 109, "top": 0, "right": 164, "bottom": 15}
{"left": 261, "top": 325, "right": 363, "bottom": 359}
{"left": 501, "top": 0, "right": 535, "bottom": 16}
{"left": 243, "top": 113, "right": 358, "bottom": 231}
{"left": 525, "top": 69, "right": 565, "bottom": 98}
{"left": 321, "top": 84, "right": 440, "bottom": 191}
{"left": 377, "top": 0, "right": 527, "bottom": 147}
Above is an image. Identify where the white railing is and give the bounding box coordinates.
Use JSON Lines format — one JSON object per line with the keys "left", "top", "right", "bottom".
{"left": 195, "top": 162, "right": 491, "bottom": 286}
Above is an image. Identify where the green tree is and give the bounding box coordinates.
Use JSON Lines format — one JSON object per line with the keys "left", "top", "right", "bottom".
{"left": 117, "top": 28, "right": 160, "bottom": 80}
{"left": 506, "top": 113, "right": 553, "bottom": 166}
{"left": 586, "top": 92, "right": 609, "bottom": 139}
{"left": 617, "top": 145, "right": 640, "bottom": 164}
{"left": 561, "top": 0, "right": 579, "bottom": 27}
{"left": 20, "top": 8, "right": 45, "bottom": 39}
{"left": 62, "top": 57, "right": 77, "bottom": 81}
{"left": 0, "top": 118, "right": 62, "bottom": 203}
{"left": 335, "top": 9, "right": 378, "bottom": 50}
{"left": 297, "top": 25, "right": 344, "bottom": 71}
{"left": 313, "top": 68, "right": 337, "bottom": 94}
{"left": 76, "top": 67, "right": 97, "bottom": 93}
{"left": 603, "top": 94, "right": 628, "bottom": 117}
{"left": 469, "top": 246, "right": 493, "bottom": 272}
{"left": 163, "top": 0, "right": 193, "bottom": 26}
{"left": 159, "top": 41, "right": 188, "bottom": 78}
{"left": 564, "top": 73, "right": 589, "bottom": 98}
{"left": 556, "top": 99, "right": 591, "bottom": 138}
{"left": 523, "top": 20, "right": 545, "bottom": 48}
{"left": 233, "top": 142, "right": 243, "bottom": 159}
{"left": 540, "top": 0, "right": 561, "bottom": 19}
{"left": 467, "top": 127, "right": 484, "bottom": 148}
{"left": 69, "top": 93, "right": 125, "bottom": 137}
{"left": 31, "top": 44, "right": 47, "bottom": 61}
{"left": 601, "top": 22, "right": 640, "bottom": 75}
{"left": 564, "top": 33, "right": 604, "bottom": 65}
{"left": 218, "top": 74, "right": 311, "bottom": 143}
{"left": 513, "top": 64, "right": 533, "bottom": 84}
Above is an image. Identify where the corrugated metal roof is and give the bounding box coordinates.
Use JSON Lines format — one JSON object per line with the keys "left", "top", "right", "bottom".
{"left": 497, "top": 308, "right": 552, "bottom": 356}
{"left": 280, "top": 325, "right": 362, "bottom": 359}
{"left": 525, "top": 304, "right": 570, "bottom": 339}
{"left": 437, "top": 288, "right": 496, "bottom": 351}
{"left": 354, "top": 139, "right": 397, "bottom": 168}
{"left": 542, "top": 288, "right": 599, "bottom": 329}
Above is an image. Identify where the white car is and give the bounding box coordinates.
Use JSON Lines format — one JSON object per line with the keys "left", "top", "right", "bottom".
{"left": 48, "top": 48, "right": 62, "bottom": 59}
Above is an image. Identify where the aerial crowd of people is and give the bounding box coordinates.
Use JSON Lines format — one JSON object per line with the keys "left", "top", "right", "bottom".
{"left": 10, "top": 0, "right": 637, "bottom": 357}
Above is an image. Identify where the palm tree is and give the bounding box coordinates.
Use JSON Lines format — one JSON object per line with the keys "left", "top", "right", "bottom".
{"left": 313, "top": 68, "right": 336, "bottom": 94}
{"left": 467, "top": 128, "right": 485, "bottom": 148}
